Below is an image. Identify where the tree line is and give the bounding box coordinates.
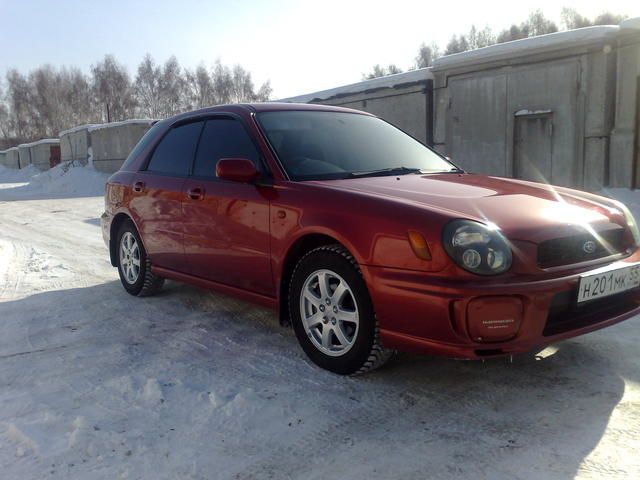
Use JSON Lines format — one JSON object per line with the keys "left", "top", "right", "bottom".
{"left": 364, "top": 8, "right": 628, "bottom": 79}
{"left": 0, "top": 54, "right": 271, "bottom": 149}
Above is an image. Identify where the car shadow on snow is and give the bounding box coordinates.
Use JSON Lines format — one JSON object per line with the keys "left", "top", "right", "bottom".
{"left": 0, "top": 280, "right": 637, "bottom": 478}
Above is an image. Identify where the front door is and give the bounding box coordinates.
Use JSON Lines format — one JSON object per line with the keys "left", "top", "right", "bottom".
{"left": 182, "top": 118, "right": 273, "bottom": 296}
{"left": 129, "top": 120, "right": 204, "bottom": 272}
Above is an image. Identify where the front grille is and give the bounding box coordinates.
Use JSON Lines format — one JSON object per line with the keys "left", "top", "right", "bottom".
{"left": 537, "top": 228, "right": 626, "bottom": 268}
{"left": 543, "top": 289, "right": 639, "bottom": 336}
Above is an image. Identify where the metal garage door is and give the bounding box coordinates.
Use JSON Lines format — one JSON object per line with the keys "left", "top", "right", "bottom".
{"left": 514, "top": 112, "right": 554, "bottom": 183}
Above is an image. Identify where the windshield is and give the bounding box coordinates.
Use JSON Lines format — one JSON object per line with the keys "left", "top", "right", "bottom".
{"left": 256, "top": 111, "right": 456, "bottom": 180}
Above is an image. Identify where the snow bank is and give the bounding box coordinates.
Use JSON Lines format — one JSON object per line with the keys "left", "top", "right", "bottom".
{"left": 0, "top": 162, "right": 109, "bottom": 198}
{"left": 0, "top": 164, "right": 40, "bottom": 183}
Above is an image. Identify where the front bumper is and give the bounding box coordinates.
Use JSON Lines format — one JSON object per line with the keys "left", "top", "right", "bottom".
{"left": 363, "top": 250, "right": 640, "bottom": 359}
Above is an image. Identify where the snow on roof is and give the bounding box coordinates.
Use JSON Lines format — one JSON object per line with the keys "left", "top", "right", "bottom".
{"left": 620, "top": 17, "right": 640, "bottom": 31}
{"left": 280, "top": 68, "right": 432, "bottom": 103}
{"left": 20, "top": 138, "right": 60, "bottom": 148}
{"left": 87, "top": 119, "right": 157, "bottom": 132}
{"left": 431, "top": 25, "right": 623, "bottom": 71}
{"left": 59, "top": 119, "right": 157, "bottom": 137}
{"left": 59, "top": 124, "right": 96, "bottom": 137}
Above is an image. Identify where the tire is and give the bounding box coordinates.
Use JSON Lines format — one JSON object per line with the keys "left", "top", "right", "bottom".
{"left": 289, "top": 244, "right": 392, "bottom": 375}
{"left": 116, "top": 219, "right": 164, "bottom": 297}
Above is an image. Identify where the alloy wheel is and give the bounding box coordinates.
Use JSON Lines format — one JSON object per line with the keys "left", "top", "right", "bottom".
{"left": 299, "top": 269, "right": 360, "bottom": 357}
{"left": 119, "top": 232, "right": 141, "bottom": 284}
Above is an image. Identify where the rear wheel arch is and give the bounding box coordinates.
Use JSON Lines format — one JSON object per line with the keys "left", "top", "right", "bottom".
{"left": 278, "top": 233, "right": 356, "bottom": 326}
{"left": 109, "top": 213, "right": 140, "bottom": 266}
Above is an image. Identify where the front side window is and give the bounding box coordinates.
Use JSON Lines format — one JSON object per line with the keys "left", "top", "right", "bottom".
{"left": 193, "top": 118, "right": 260, "bottom": 177}
{"left": 256, "top": 111, "right": 455, "bottom": 181}
{"left": 146, "top": 121, "right": 204, "bottom": 176}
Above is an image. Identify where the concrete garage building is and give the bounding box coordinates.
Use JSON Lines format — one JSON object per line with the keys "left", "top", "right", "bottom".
{"left": 25, "top": 139, "right": 61, "bottom": 170}
{"left": 0, "top": 150, "right": 6, "bottom": 168}
{"left": 3, "top": 147, "right": 20, "bottom": 169}
{"left": 88, "top": 120, "right": 156, "bottom": 173}
{"left": 432, "top": 20, "right": 640, "bottom": 190}
{"left": 281, "top": 69, "right": 433, "bottom": 145}
{"left": 59, "top": 124, "right": 93, "bottom": 165}
{"left": 17, "top": 144, "right": 32, "bottom": 169}
{"left": 284, "top": 18, "right": 640, "bottom": 191}
{"left": 59, "top": 119, "right": 155, "bottom": 173}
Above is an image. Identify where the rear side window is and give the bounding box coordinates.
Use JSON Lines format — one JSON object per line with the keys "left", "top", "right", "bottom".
{"left": 121, "top": 122, "right": 160, "bottom": 171}
{"left": 146, "top": 121, "right": 204, "bottom": 176}
{"left": 193, "top": 119, "right": 259, "bottom": 178}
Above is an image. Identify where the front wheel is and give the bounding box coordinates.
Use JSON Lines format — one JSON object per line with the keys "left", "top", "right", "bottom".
{"left": 289, "top": 245, "right": 392, "bottom": 375}
{"left": 116, "top": 220, "right": 164, "bottom": 296}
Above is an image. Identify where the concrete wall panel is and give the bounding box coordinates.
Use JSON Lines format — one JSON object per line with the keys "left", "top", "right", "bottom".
{"left": 447, "top": 73, "right": 508, "bottom": 175}
{"left": 29, "top": 141, "right": 60, "bottom": 171}
{"left": 90, "top": 122, "right": 154, "bottom": 173}
{"left": 60, "top": 126, "right": 90, "bottom": 164}
{"left": 318, "top": 86, "right": 429, "bottom": 144}
{"left": 4, "top": 149, "right": 20, "bottom": 169}
{"left": 610, "top": 39, "right": 640, "bottom": 187}
{"left": 17, "top": 145, "right": 31, "bottom": 169}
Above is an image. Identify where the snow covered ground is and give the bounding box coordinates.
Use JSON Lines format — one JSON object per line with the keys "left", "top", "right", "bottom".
{"left": 1, "top": 164, "right": 639, "bottom": 479}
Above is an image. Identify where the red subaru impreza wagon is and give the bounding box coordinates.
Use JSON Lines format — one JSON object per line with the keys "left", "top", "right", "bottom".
{"left": 102, "top": 103, "right": 640, "bottom": 374}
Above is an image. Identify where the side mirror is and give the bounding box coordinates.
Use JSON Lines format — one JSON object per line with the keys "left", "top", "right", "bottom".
{"left": 216, "top": 158, "right": 259, "bottom": 183}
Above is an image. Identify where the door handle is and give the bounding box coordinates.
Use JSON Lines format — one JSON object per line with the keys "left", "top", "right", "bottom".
{"left": 187, "top": 187, "right": 204, "bottom": 200}
{"left": 133, "top": 181, "right": 145, "bottom": 193}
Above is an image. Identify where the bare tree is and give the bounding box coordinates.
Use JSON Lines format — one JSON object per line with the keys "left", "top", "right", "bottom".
{"left": 468, "top": 25, "right": 496, "bottom": 49}
{"left": 158, "top": 56, "right": 186, "bottom": 117}
{"left": 4, "top": 69, "right": 33, "bottom": 140}
{"left": 134, "top": 54, "right": 162, "bottom": 118}
{"left": 185, "top": 64, "right": 216, "bottom": 109}
{"left": 561, "top": 8, "right": 592, "bottom": 30}
{"left": 444, "top": 34, "right": 470, "bottom": 55}
{"left": 91, "top": 55, "right": 135, "bottom": 122}
{"left": 255, "top": 80, "right": 272, "bottom": 102}
{"left": 0, "top": 54, "right": 272, "bottom": 147}
{"left": 527, "top": 10, "right": 558, "bottom": 37}
{"left": 497, "top": 10, "right": 558, "bottom": 43}
{"left": 363, "top": 64, "right": 403, "bottom": 80}
{"left": 415, "top": 42, "right": 440, "bottom": 68}
{"left": 593, "top": 12, "right": 628, "bottom": 25}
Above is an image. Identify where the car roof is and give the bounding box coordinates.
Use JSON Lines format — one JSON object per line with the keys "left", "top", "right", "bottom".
{"left": 162, "top": 102, "right": 372, "bottom": 125}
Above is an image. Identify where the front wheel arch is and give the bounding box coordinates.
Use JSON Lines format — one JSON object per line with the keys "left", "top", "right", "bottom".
{"left": 278, "top": 233, "right": 348, "bottom": 326}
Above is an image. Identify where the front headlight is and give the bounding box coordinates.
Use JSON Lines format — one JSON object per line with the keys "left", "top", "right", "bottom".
{"left": 613, "top": 200, "right": 640, "bottom": 247}
{"left": 442, "top": 220, "right": 512, "bottom": 275}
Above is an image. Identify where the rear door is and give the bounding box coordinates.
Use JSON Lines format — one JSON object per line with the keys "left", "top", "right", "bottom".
{"left": 182, "top": 117, "right": 273, "bottom": 295}
{"left": 129, "top": 120, "right": 204, "bottom": 272}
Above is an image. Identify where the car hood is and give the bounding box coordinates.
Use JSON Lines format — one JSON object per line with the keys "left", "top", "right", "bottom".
{"left": 313, "top": 173, "right": 626, "bottom": 243}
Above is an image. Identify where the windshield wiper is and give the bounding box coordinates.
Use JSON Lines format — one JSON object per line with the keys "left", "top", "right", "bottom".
{"left": 432, "top": 167, "right": 464, "bottom": 174}
{"left": 349, "top": 166, "right": 425, "bottom": 178}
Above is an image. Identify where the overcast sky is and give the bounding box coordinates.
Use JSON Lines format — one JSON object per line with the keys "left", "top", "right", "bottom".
{"left": 1, "top": 0, "right": 638, "bottom": 99}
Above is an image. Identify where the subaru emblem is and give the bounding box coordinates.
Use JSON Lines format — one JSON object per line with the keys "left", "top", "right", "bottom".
{"left": 583, "top": 240, "right": 597, "bottom": 254}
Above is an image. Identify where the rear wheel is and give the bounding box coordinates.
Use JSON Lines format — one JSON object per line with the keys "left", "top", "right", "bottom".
{"left": 116, "top": 220, "right": 164, "bottom": 296}
{"left": 289, "top": 244, "right": 392, "bottom": 375}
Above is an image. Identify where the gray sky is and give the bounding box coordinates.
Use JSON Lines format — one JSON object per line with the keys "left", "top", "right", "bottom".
{"left": 1, "top": 0, "right": 638, "bottom": 98}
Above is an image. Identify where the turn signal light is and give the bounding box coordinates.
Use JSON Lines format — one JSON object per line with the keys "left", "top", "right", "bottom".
{"left": 408, "top": 230, "right": 432, "bottom": 261}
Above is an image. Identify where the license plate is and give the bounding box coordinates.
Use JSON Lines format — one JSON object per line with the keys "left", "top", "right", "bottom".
{"left": 577, "top": 262, "right": 640, "bottom": 303}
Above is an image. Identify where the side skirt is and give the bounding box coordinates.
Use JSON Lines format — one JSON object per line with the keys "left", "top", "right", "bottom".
{"left": 152, "top": 266, "right": 279, "bottom": 310}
